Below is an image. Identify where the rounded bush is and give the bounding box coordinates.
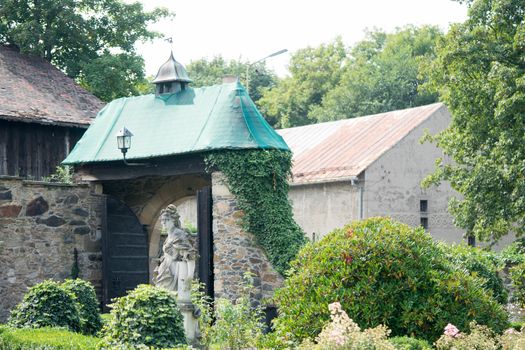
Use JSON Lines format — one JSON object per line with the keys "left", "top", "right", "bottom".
{"left": 101, "top": 284, "right": 185, "bottom": 348}
{"left": 439, "top": 243, "right": 508, "bottom": 304}
{"left": 61, "top": 279, "right": 102, "bottom": 335}
{"left": 390, "top": 336, "right": 432, "bottom": 350}
{"left": 273, "top": 217, "right": 508, "bottom": 342}
{"left": 8, "top": 280, "right": 81, "bottom": 332}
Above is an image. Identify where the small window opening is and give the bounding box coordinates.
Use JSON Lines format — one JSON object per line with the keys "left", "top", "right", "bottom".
{"left": 420, "top": 200, "right": 428, "bottom": 213}
{"left": 420, "top": 217, "right": 428, "bottom": 230}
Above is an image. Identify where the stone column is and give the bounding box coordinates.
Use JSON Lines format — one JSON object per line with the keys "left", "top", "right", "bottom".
{"left": 211, "top": 172, "right": 283, "bottom": 303}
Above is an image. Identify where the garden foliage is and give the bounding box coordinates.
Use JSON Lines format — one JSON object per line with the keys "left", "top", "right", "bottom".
{"left": 191, "top": 273, "right": 265, "bottom": 350}
{"left": 0, "top": 326, "right": 98, "bottom": 350}
{"left": 61, "top": 279, "right": 103, "bottom": 335}
{"left": 206, "top": 149, "right": 307, "bottom": 274}
{"left": 498, "top": 238, "right": 525, "bottom": 307}
{"left": 438, "top": 243, "right": 507, "bottom": 304}
{"left": 8, "top": 280, "right": 81, "bottom": 332}
{"left": 273, "top": 218, "right": 508, "bottom": 343}
{"left": 509, "top": 262, "right": 525, "bottom": 308}
{"left": 389, "top": 336, "right": 432, "bottom": 350}
{"left": 100, "top": 284, "right": 185, "bottom": 349}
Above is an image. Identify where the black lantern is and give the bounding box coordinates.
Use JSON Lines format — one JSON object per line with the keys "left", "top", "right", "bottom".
{"left": 116, "top": 127, "right": 133, "bottom": 156}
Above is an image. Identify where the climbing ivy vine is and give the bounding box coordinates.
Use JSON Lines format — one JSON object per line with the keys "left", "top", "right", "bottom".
{"left": 206, "top": 149, "right": 306, "bottom": 274}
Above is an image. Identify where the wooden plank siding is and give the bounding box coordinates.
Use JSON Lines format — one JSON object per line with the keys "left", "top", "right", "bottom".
{"left": 0, "top": 119, "right": 85, "bottom": 180}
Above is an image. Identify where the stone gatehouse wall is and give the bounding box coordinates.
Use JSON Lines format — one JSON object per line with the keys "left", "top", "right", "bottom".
{"left": 211, "top": 172, "right": 283, "bottom": 302}
{"left": 0, "top": 176, "right": 103, "bottom": 322}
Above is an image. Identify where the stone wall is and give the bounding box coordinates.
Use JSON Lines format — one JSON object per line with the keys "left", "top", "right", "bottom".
{"left": 211, "top": 172, "right": 283, "bottom": 303}
{"left": 0, "top": 176, "right": 103, "bottom": 322}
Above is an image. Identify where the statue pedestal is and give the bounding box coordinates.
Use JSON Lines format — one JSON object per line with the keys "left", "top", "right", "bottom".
{"left": 178, "top": 301, "right": 199, "bottom": 344}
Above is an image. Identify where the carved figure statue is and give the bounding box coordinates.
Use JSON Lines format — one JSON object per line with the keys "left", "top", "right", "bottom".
{"left": 154, "top": 204, "right": 197, "bottom": 302}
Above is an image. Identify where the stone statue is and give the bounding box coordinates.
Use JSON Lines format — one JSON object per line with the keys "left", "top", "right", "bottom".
{"left": 154, "top": 204, "right": 197, "bottom": 302}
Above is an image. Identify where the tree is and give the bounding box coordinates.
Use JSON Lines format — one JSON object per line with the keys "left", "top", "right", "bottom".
{"left": 257, "top": 38, "right": 347, "bottom": 128}
{"left": 311, "top": 26, "right": 441, "bottom": 122}
{"left": 258, "top": 27, "right": 442, "bottom": 128}
{"left": 422, "top": 0, "right": 525, "bottom": 242}
{"left": 186, "top": 56, "right": 277, "bottom": 121}
{"left": 0, "top": 0, "right": 172, "bottom": 101}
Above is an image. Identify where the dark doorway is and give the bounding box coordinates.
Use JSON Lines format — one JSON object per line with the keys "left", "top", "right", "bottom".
{"left": 102, "top": 195, "right": 149, "bottom": 309}
{"left": 197, "top": 186, "right": 214, "bottom": 299}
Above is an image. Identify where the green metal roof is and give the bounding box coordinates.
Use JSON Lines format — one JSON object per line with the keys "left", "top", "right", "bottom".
{"left": 63, "top": 82, "right": 289, "bottom": 164}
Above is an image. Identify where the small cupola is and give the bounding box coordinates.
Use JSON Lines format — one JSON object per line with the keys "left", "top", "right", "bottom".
{"left": 153, "top": 51, "right": 192, "bottom": 96}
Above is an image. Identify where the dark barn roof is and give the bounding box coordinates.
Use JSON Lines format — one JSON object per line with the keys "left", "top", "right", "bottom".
{"left": 0, "top": 46, "right": 104, "bottom": 128}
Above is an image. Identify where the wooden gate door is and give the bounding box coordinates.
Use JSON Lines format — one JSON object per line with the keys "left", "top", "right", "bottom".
{"left": 102, "top": 195, "right": 149, "bottom": 308}
{"left": 197, "top": 186, "right": 214, "bottom": 299}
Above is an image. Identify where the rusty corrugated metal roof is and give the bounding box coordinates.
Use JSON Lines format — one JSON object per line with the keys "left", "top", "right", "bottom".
{"left": 277, "top": 103, "right": 446, "bottom": 185}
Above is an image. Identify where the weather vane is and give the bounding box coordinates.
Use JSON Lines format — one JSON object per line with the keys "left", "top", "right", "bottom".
{"left": 165, "top": 37, "right": 174, "bottom": 51}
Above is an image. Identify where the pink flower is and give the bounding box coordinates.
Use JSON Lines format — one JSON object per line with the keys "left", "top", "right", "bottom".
{"left": 504, "top": 328, "right": 519, "bottom": 335}
{"left": 444, "top": 323, "right": 460, "bottom": 337}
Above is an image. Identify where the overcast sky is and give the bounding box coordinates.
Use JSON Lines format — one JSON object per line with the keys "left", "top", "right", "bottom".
{"left": 135, "top": 0, "right": 468, "bottom": 77}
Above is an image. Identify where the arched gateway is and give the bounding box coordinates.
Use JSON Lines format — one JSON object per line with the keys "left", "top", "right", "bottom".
{"left": 62, "top": 52, "right": 288, "bottom": 312}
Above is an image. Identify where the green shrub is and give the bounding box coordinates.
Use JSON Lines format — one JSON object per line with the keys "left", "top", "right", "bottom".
{"left": 273, "top": 217, "right": 509, "bottom": 343}
{"left": 8, "top": 280, "right": 81, "bottom": 332}
{"left": 390, "top": 336, "right": 432, "bottom": 350}
{"left": 439, "top": 243, "right": 508, "bottom": 304}
{"left": 191, "top": 273, "right": 265, "bottom": 350}
{"left": 61, "top": 279, "right": 102, "bottom": 335}
{"left": 100, "top": 284, "right": 185, "bottom": 348}
{"left": 510, "top": 261, "right": 525, "bottom": 307}
{"left": 0, "top": 325, "right": 98, "bottom": 350}
{"left": 498, "top": 238, "right": 525, "bottom": 267}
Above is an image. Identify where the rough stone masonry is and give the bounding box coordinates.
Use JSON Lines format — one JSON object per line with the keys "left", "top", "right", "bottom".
{"left": 0, "top": 176, "right": 103, "bottom": 322}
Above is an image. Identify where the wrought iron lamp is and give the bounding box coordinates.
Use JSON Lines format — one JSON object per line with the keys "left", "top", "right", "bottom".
{"left": 116, "top": 127, "right": 133, "bottom": 157}
{"left": 116, "top": 127, "right": 153, "bottom": 167}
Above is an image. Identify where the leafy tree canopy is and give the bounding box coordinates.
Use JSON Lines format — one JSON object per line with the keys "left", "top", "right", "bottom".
{"left": 258, "top": 38, "right": 347, "bottom": 128}
{"left": 258, "top": 26, "right": 442, "bottom": 128}
{"left": 422, "top": 0, "right": 525, "bottom": 242}
{"left": 186, "top": 56, "right": 277, "bottom": 123}
{"left": 0, "top": 0, "right": 173, "bottom": 101}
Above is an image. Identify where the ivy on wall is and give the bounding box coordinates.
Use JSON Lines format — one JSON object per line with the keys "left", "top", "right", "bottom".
{"left": 206, "top": 149, "right": 306, "bottom": 274}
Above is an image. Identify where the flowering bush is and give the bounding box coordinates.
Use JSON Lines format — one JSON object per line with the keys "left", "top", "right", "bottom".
{"left": 298, "top": 302, "right": 395, "bottom": 350}
{"left": 435, "top": 323, "right": 525, "bottom": 350}
{"left": 435, "top": 322, "right": 498, "bottom": 350}
{"left": 273, "top": 218, "right": 508, "bottom": 343}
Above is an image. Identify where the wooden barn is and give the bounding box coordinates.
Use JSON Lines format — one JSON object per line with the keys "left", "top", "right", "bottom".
{"left": 0, "top": 46, "right": 104, "bottom": 180}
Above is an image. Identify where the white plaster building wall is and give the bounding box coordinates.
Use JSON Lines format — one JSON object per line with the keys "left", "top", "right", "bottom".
{"left": 363, "top": 107, "right": 465, "bottom": 243}
{"left": 288, "top": 181, "right": 361, "bottom": 240}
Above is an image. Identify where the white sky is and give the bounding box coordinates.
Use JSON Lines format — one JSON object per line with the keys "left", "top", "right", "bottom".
{"left": 135, "top": 0, "right": 468, "bottom": 77}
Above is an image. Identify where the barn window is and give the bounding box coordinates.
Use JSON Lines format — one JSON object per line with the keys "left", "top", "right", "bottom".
{"left": 420, "top": 199, "right": 428, "bottom": 213}
{"left": 420, "top": 217, "right": 428, "bottom": 230}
